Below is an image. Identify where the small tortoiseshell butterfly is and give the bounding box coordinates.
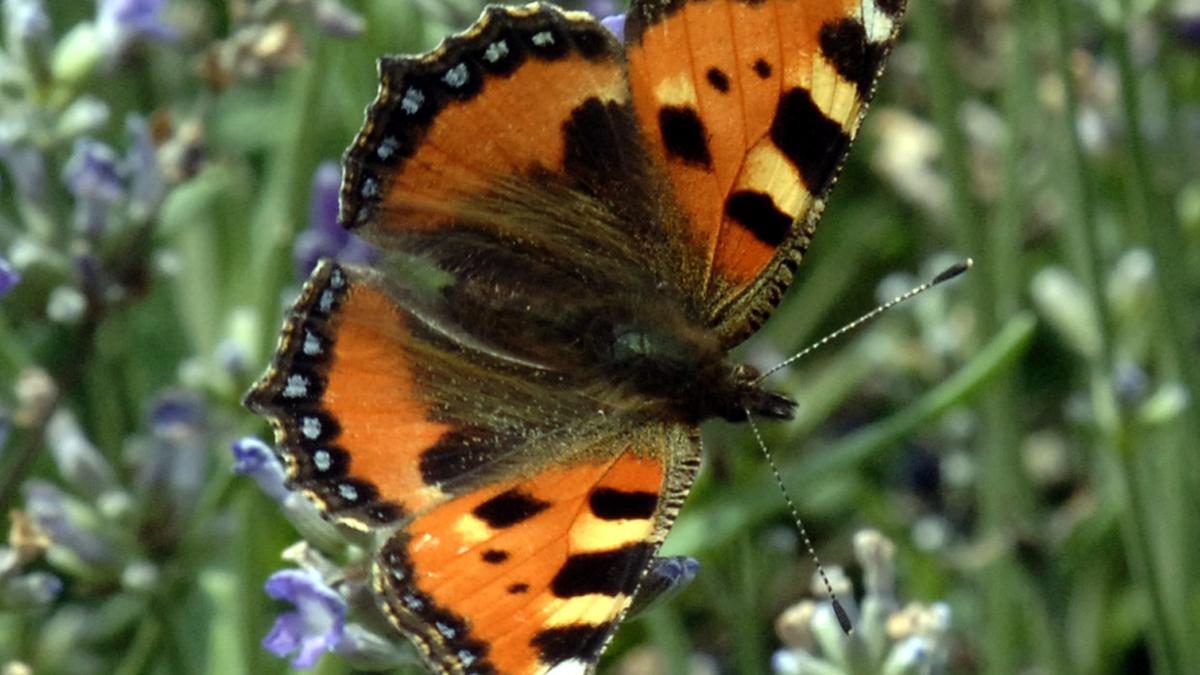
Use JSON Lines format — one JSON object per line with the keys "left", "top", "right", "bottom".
{"left": 246, "top": 0, "right": 906, "bottom": 671}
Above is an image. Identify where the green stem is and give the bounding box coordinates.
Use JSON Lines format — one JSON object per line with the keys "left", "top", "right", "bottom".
{"left": 1047, "top": 2, "right": 1188, "bottom": 672}
{"left": 112, "top": 617, "right": 162, "bottom": 675}
{"left": 1107, "top": 0, "right": 1200, "bottom": 607}
{"left": 245, "top": 49, "right": 331, "bottom": 363}
{"left": 911, "top": 3, "right": 1032, "bottom": 671}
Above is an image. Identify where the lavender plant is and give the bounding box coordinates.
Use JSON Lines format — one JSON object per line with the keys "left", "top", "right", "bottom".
{"left": 0, "top": 0, "right": 1195, "bottom": 673}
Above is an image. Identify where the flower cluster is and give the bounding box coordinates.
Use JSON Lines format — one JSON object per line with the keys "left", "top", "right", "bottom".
{"left": 232, "top": 438, "right": 419, "bottom": 670}
{"left": 6, "top": 388, "right": 218, "bottom": 672}
{"left": 772, "top": 531, "right": 953, "bottom": 675}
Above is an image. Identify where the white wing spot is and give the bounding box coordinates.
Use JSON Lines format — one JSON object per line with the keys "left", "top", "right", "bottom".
{"left": 377, "top": 135, "right": 399, "bottom": 159}
{"left": 532, "top": 31, "right": 555, "bottom": 46}
{"left": 282, "top": 374, "right": 309, "bottom": 398}
{"left": 319, "top": 290, "right": 334, "bottom": 313}
{"left": 338, "top": 483, "right": 359, "bottom": 502}
{"left": 483, "top": 40, "right": 509, "bottom": 63}
{"left": 301, "top": 416, "right": 321, "bottom": 439}
{"left": 313, "top": 449, "right": 332, "bottom": 472}
{"left": 403, "top": 593, "right": 424, "bottom": 610}
{"left": 458, "top": 650, "right": 476, "bottom": 667}
{"left": 545, "top": 659, "right": 590, "bottom": 675}
{"left": 303, "top": 331, "right": 322, "bottom": 355}
{"left": 401, "top": 87, "right": 425, "bottom": 114}
{"left": 442, "top": 63, "right": 469, "bottom": 88}
{"left": 361, "top": 177, "right": 379, "bottom": 198}
{"left": 435, "top": 621, "right": 457, "bottom": 639}
{"left": 330, "top": 268, "right": 345, "bottom": 288}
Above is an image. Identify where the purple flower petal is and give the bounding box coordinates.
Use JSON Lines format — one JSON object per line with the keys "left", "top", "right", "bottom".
{"left": 231, "top": 437, "right": 290, "bottom": 503}
{"left": 293, "top": 160, "right": 378, "bottom": 279}
{"left": 64, "top": 137, "right": 125, "bottom": 234}
{"left": 5, "top": 0, "right": 51, "bottom": 45}
{"left": 0, "top": 256, "right": 20, "bottom": 296}
{"left": 96, "top": 0, "right": 178, "bottom": 58}
{"left": 600, "top": 14, "right": 626, "bottom": 42}
{"left": 63, "top": 137, "right": 124, "bottom": 203}
{"left": 263, "top": 569, "right": 346, "bottom": 669}
{"left": 45, "top": 410, "right": 117, "bottom": 498}
{"left": 124, "top": 115, "right": 164, "bottom": 216}
{"left": 23, "top": 480, "right": 116, "bottom": 566}
{"left": 135, "top": 391, "right": 208, "bottom": 518}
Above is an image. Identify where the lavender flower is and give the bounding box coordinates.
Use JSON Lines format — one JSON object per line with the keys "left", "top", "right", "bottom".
{"left": 63, "top": 137, "right": 124, "bottom": 235}
{"left": 232, "top": 436, "right": 290, "bottom": 503}
{"left": 133, "top": 391, "right": 208, "bottom": 521}
{"left": 773, "top": 530, "right": 952, "bottom": 675}
{"left": 95, "top": 0, "right": 178, "bottom": 59}
{"left": 123, "top": 115, "right": 164, "bottom": 220}
{"left": 0, "top": 256, "right": 20, "bottom": 296}
{"left": 231, "top": 437, "right": 347, "bottom": 552}
{"left": 4, "top": 0, "right": 50, "bottom": 48}
{"left": 1, "top": 571, "right": 62, "bottom": 607}
{"left": 293, "top": 161, "right": 377, "bottom": 278}
{"left": 310, "top": 0, "right": 366, "bottom": 38}
{"left": 263, "top": 569, "right": 347, "bottom": 668}
{"left": 600, "top": 13, "right": 626, "bottom": 42}
{"left": 0, "top": 140, "right": 47, "bottom": 205}
{"left": 23, "top": 481, "right": 116, "bottom": 571}
{"left": 45, "top": 410, "right": 118, "bottom": 500}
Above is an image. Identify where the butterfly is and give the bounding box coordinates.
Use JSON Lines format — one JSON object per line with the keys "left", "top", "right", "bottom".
{"left": 244, "top": 0, "right": 906, "bottom": 672}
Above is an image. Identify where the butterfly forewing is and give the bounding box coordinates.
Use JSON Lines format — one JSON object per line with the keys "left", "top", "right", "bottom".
{"left": 624, "top": 0, "right": 908, "bottom": 344}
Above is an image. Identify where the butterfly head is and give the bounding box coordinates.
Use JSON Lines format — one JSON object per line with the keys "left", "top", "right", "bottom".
{"left": 717, "top": 363, "right": 797, "bottom": 422}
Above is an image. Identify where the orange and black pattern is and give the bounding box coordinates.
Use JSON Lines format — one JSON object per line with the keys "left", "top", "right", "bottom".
{"left": 247, "top": 0, "right": 908, "bottom": 672}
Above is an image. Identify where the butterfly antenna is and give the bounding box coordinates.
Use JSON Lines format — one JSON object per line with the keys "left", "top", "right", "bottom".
{"left": 756, "top": 258, "right": 973, "bottom": 383}
{"left": 745, "top": 410, "right": 854, "bottom": 635}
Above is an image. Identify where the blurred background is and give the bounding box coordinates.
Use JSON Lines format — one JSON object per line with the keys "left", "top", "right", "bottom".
{"left": 0, "top": 0, "right": 1197, "bottom": 673}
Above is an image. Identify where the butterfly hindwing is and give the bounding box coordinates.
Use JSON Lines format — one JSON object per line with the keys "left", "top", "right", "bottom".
{"left": 376, "top": 429, "right": 700, "bottom": 675}
{"left": 625, "top": 0, "right": 907, "bottom": 343}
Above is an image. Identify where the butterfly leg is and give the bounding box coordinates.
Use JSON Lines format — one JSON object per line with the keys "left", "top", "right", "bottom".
{"left": 627, "top": 556, "right": 700, "bottom": 617}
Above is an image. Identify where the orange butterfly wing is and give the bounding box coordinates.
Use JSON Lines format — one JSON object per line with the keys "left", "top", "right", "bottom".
{"left": 340, "top": 5, "right": 638, "bottom": 237}
{"left": 376, "top": 430, "right": 699, "bottom": 674}
{"left": 246, "top": 261, "right": 702, "bottom": 674}
{"left": 248, "top": 0, "right": 911, "bottom": 672}
{"left": 625, "top": 0, "right": 906, "bottom": 342}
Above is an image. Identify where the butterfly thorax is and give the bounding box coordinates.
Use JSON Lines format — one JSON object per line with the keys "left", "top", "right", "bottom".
{"left": 599, "top": 315, "right": 796, "bottom": 425}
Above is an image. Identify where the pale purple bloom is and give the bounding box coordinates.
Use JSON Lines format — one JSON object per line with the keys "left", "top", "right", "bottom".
{"left": 311, "top": 0, "right": 365, "bottom": 37}
{"left": 232, "top": 437, "right": 290, "bottom": 503}
{"left": 133, "top": 391, "right": 208, "bottom": 522}
{"left": 263, "top": 569, "right": 346, "bottom": 668}
{"left": 2, "top": 571, "right": 63, "bottom": 607}
{"left": 1180, "top": 15, "right": 1200, "bottom": 48}
{"left": 0, "top": 256, "right": 19, "bottom": 296}
{"left": 586, "top": 0, "right": 617, "bottom": 20}
{"left": 64, "top": 138, "right": 124, "bottom": 235}
{"left": 4, "top": 0, "right": 50, "bottom": 45}
{"left": 64, "top": 138, "right": 123, "bottom": 202}
{"left": 124, "top": 115, "right": 164, "bottom": 218}
{"left": 23, "top": 481, "right": 116, "bottom": 566}
{"left": 96, "top": 0, "right": 178, "bottom": 58}
{"left": 600, "top": 13, "right": 626, "bottom": 42}
{"left": 45, "top": 410, "right": 117, "bottom": 499}
{"left": 0, "top": 142, "right": 47, "bottom": 203}
{"left": 293, "top": 161, "right": 378, "bottom": 279}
